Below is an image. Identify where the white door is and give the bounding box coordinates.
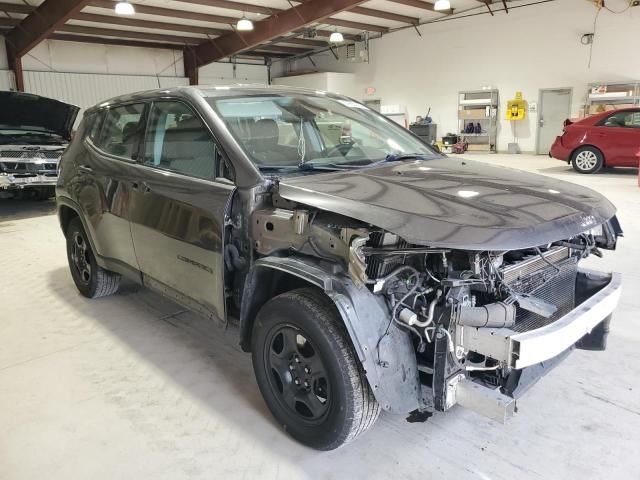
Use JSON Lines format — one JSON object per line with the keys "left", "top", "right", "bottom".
{"left": 537, "top": 88, "right": 572, "bottom": 154}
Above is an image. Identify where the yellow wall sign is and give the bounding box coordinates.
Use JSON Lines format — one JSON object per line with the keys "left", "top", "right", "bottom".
{"left": 506, "top": 91, "right": 527, "bottom": 120}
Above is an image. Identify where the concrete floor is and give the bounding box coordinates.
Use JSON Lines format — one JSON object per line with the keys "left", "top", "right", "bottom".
{"left": 1, "top": 154, "right": 639, "bottom": 480}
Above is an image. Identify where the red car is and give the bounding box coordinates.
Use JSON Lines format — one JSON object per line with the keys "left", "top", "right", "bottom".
{"left": 550, "top": 108, "right": 640, "bottom": 173}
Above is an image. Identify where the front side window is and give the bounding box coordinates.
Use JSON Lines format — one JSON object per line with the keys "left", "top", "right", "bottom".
{"left": 601, "top": 110, "right": 640, "bottom": 128}
{"left": 142, "top": 101, "right": 217, "bottom": 180}
{"left": 207, "top": 94, "right": 438, "bottom": 172}
{"left": 95, "top": 103, "right": 145, "bottom": 159}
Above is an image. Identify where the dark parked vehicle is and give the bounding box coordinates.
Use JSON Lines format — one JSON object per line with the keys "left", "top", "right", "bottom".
{"left": 550, "top": 108, "right": 640, "bottom": 173}
{"left": 57, "top": 86, "right": 622, "bottom": 450}
{"left": 0, "top": 91, "right": 78, "bottom": 199}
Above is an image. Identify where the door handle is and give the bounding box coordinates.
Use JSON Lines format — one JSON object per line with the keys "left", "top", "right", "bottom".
{"left": 539, "top": 118, "right": 545, "bottom": 127}
{"left": 132, "top": 181, "right": 152, "bottom": 194}
{"left": 78, "top": 164, "right": 93, "bottom": 173}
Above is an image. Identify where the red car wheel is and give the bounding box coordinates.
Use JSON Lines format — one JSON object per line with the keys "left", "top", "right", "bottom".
{"left": 572, "top": 146, "right": 604, "bottom": 174}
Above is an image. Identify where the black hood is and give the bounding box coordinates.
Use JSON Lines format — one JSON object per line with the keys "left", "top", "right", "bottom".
{"left": 278, "top": 159, "right": 617, "bottom": 250}
{"left": 0, "top": 91, "right": 79, "bottom": 140}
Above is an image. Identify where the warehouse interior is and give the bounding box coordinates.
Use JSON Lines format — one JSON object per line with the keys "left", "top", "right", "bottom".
{"left": 1, "top": 0, "right": 639, "bottom": 478}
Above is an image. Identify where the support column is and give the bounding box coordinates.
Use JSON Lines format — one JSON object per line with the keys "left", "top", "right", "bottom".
{"left": 7, "top": 45, "right": 25, "bottom": 92}
{"left": 183, "top": 47, "right": 198, "bottom": 86}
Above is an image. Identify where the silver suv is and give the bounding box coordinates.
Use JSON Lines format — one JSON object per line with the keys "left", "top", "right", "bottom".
{"left": 0, "top": 91, "right": 77, "bottom": 199}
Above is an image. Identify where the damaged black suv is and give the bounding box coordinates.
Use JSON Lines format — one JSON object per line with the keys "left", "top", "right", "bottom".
{"left": 56, "top": 86, "right": 622, "bottom": 450}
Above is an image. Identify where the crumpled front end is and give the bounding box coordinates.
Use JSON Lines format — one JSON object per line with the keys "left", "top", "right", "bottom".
{"left": 349, "top": 217, "right": 622, "bottom": 421}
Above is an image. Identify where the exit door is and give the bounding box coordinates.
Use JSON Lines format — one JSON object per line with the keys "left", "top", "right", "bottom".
{"left": 537, "top": 88, "right": 572, "bottom": 155}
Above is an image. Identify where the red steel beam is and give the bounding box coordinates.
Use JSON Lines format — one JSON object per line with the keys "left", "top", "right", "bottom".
{"left": 88, "top": 0, "right": 239, "bottom": 25}
{"left": 191, "top": 0, "right": 367, "bottom": 66}
{"left": 5, "top": 0, "right": 92, "bottom": 57}
{"left": 350, "top": 6, "right": 418, "bottom": 24}
{"left": 0, "top": 2, "right": 33, "bottom": 14}
{"left": 74, "top": 12, "right": 228, "bottom": 36}
{"left": 50, "top": 33, "right": 186, "bottom": 50}
{"left": 57, "top": 24, "right": 202, "bottom": 44}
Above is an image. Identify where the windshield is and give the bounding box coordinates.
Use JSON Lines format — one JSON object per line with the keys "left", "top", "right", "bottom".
{"left": 206, "top": 93, "right": 438, "bottom": 171}
{"left": 0, "top": 128, "right": 65, "bottom": 145}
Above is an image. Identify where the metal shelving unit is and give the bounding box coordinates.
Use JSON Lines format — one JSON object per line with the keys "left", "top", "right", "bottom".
{"left": 458, "top": 89, "right": 499, "bottom": 153}
{"left": 584, "top": 81, "right": 640, "bottom": 116}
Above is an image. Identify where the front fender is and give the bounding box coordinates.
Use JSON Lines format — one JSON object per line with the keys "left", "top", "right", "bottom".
{"left": 245, "top": 256, "right": 421, "bottom": 414}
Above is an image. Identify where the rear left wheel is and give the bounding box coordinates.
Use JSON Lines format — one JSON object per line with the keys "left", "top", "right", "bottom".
{"left": 66, "top": 217, "right": 120, "bottom": 298}
{"left": 251, "top": 288, "right": 380, "bottom": 450}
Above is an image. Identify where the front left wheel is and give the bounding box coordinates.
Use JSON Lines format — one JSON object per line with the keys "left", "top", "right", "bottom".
{"left": 251, "top": 288, "right": 380, "bottom": 450}
{"left": 66, "top": 217, "right": 120, "bottom": 298}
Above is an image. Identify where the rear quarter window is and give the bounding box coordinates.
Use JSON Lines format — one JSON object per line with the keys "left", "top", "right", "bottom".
{"left": 88, "top": 111, "right": 105, "bottom": 142}
{"left": 94, "top": 104, "right": 146, "bottom": 160}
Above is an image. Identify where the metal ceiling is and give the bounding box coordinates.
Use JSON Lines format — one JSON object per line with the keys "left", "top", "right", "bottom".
{"left": 0, "top": 0, "right": 505, "bottom": 89}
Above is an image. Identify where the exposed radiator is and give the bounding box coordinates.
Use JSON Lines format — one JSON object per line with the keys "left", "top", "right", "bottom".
{"left": 509, "top": 257, "right": 578, "bottom": 333}
{"left": 502, "top": 246, "right": 570, "bottom": 284}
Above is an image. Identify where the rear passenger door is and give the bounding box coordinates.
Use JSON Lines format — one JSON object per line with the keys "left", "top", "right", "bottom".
{"left": 128, "top": 100, "right": 234, "bottom": 323}
{"left": 79, "top": 103, "right": 146, "bottom": 272}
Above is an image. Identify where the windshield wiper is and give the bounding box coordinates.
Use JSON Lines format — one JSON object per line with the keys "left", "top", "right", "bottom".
{"left": 385, "top": 152, "right": 430, "bottom": 162}
{"left": 257, "top": 164, "right": 347, "bottom": 174}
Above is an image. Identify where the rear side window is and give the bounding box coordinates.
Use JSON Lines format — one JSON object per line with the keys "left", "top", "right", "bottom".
{"left": 601, "top": 110, "right": 640, "bottom": 128}
{"left": 142, "top": 101, "right": 217, "bottom": 180}
{"left": 88, "top": 111, "right": 105, "bottom": 142}
{"left": 95, "top": 103, "right": 146, "bottom": 159}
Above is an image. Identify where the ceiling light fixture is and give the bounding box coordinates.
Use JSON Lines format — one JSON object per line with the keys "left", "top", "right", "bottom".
{"left": 115, "top": 0, "right": 135, "bottom": 15}
{"left": 329, "top": 31, "right": 344, "bottom": 43}
{"left": 434, "top": 0, "right": 451, "bottom": 11}
{"left": 236, "top": 13, "right": 254, "bottom": 31}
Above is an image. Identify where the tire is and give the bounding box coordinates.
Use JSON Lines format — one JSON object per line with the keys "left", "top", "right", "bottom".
{"left": 251, "top": 288, "right": 380, "bottom": 450}
{"left": 35, "top": 187, "right": 55, "bottom": 200}
{"left": 571, "top": 146, "right": 603, "bottom": 174}
{"left": 66, "top": 217, "right": 120, "bottom": 298}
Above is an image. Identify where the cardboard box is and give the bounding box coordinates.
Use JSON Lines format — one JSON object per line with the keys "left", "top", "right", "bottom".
{"left": 589, "top": 103, "right": 636, "bottom": 114}
{"left": 458, "top": 108, "right": 487, "bottom": 120}
{"left": 466, "top": 143, "right": 491, "bottom": 152}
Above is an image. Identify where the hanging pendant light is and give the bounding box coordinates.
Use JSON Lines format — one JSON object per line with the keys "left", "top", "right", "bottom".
{"left": 115, "top": 0, "right": 135, "bottom": 15}
{"left": 329, "top": 30, "right": 344, "bottom": 43}
{"left": 236, "top": 13, "right": 254, "bottom": 31}
{"left": 434, "top": 0, "right": 451, "bottom": 10}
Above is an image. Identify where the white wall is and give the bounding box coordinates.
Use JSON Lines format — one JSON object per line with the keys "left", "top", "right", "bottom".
{"left": 24, "top": 71, "right": 188, "bottom": 125}
{"left": 280, "top": 0, "right": 640, "bottom": 153}
{"left": 1, "top": 39, "right": 189, "bottom": 123}
{"left": 24, "top": 40, "right": 185, "bottom": 77}
{"left": 274, "top": 72, "right": 355, "bottom": 95}
{"left": 0, "top": 37, "right": 8, "bottom": 70}
{"left": 0, "top": 37, "right": 14, "bottom": 90}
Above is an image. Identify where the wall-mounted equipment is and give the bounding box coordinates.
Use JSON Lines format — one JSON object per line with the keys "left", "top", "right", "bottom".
{"left": 337, "top": 41, "right": 369, "bottom": 64}
{"left": 505, "top": 91, "right": 527, "bottom": 121}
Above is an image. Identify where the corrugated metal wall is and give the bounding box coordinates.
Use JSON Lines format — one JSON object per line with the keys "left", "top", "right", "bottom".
{"left": 23, "top": 71, "right": 188, "bottom": 125}
{"left": 0, "top": 70, "right": 16, "bottom": 91}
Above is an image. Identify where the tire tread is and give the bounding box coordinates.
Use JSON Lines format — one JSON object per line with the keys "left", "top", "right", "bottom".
{"left": 67, "top": 217, "right": 120, "bottom": 298}
{"left": 258, "top": 288, "right": 380, "bottom": 450}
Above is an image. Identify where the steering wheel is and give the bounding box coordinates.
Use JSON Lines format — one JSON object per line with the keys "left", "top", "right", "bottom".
{"left": 325, "top": 143, "right": 365, "bottom": 158}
